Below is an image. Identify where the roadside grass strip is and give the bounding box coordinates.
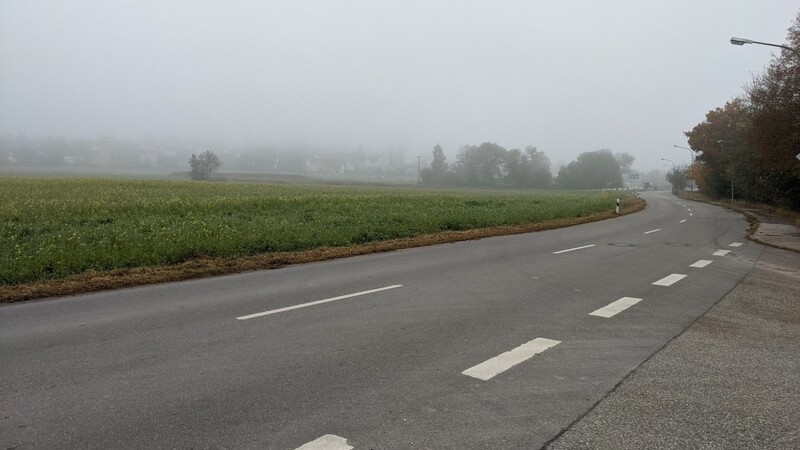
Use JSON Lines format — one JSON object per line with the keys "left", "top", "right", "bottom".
{"left": 237, "top": 285, "right": 402, "bottom": 320}
{"left": 1, "top": 178, "right": 630, "bottom": 287}
{"left": 652, "top": 274, "right": 687, "bottom": 287}
{"left": 589, "top": 297, "right": 642, "bottom": 318}
{"left": 296, "top": 435, "right": 353, "bottom": 450}
{"left": 462, "top": 338, "right": 561, "bottom": 381}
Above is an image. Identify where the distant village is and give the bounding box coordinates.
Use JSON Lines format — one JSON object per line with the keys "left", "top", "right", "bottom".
{"left": 1, "top": 134, "right": 667, "bottom": 190}
{"left": 0, "top": 135, "right": 423, "bottom": 178}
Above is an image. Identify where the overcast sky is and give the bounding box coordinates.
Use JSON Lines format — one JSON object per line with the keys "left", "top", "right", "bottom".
{"left": 1, "top": 1, "right": 797, "bottom": 171}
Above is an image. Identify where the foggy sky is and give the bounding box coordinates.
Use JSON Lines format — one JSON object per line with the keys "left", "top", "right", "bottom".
{"left": 1, "top": 1, "right": 797, "bottom": 171}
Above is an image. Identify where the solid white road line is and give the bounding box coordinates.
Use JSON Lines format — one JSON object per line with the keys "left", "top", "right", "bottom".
{"left": 237, "top": 285, "right": 403, "bottom": 320}
{"left": 652, "top": 274, "right": 687, "bottom": 286}
{"left": 296, "top": 434, "right": 353, "bottom": 450}
{"left": 690, "top": 260, "right": 713, "bottom": 268}
{"left": 589, "top": 297, "right": 642, "bottom": 318}
{"left": 553, "top": 244, "right": 595, "bottom": 254}
{"left": 644, "top": 228, "right": 661, "bottom": 234}
{"left": 713, "top": 250, "right": 731, "bottom": 256}
{"left": 679, "top": 219, "right": 687, "bottom": 223}
{"left": 730, "top": 242, "right": 743, "bottom": 247}
{"left": 462, "top": 338, "right": 561, "bottom": 381}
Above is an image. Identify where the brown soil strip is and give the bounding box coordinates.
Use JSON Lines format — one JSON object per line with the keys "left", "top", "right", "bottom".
{"left": 2, "top": 197, "right": 645, "bottom": 304}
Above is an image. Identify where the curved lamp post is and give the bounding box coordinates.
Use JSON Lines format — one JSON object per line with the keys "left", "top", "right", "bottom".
{"left": 728, "top": 37, "right": 798, "bottom": 199}
{"left": 661, "top": 158, "right": 678, "bottom": 194}
{"left": 673, "top": 145, "right": 695, "bottom": 191}
{"left": 730, "top": 37, "right": 800, "bottom": 58}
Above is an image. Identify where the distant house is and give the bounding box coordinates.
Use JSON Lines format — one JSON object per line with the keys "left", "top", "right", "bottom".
{"left": 306, "top": 157, "right": 345, "bottom": 175}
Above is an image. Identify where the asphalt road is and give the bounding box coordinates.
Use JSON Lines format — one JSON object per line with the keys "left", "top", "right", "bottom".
{"left": 1, "top": 191, "right": 761, "bottom": 449}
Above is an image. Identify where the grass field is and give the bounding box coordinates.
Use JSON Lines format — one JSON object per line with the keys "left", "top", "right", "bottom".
{"left": 1, "top": 177, "right": 626, "bottom": 287}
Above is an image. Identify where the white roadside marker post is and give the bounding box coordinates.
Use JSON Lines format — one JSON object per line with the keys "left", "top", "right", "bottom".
{"left": 616, "top": 198, "right": 620, "bottom": 215}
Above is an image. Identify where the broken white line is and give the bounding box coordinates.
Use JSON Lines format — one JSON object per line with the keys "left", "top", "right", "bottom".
{"left": 644, "top": 228, "right": 661, "bottom": 234}
{"left": 553, "top": 244, "right": 595, "bottom": 254}
{"left": 296, "top": 435, "right": 353, "bottom": 450}
{"left": 237, "top": 285, "right": 403, "bottom": 320}
{"left": 589, "top": 297, "right": 642, "bottom": 318}
{"left": 652, "top": 274, "right": 687, "bottom": 286}
{"left": 713, "top": 250, "right": 731, "bottom": 256}
{"left": 690, "top": 260, "right": 713, "bottom": 268}
{"left": 679, "top": 219, "right": 687, "bottom": 224}
{"left": 462, "top": 338, "right": 561, "bottom": 381}
{"left": 730, "top": 242, "right": 743, "bottom": 247}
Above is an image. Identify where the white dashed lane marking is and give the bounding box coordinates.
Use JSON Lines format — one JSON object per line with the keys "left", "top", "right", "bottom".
{"left": 553, "top": 244, "right": 595, "bottom": 254}
{"left": 589, "top": 297, "right": 642, "bottom": 318}
{"left": 713, "top": 250, "right": 731, "bottom": 256}
{"left": 730, "top": 242, "right": 743, "bottom": 247}
{"left": 644, "top": 228, "right": 661, "bottom": 234}
{"left": 296, "top": 435, "right": 353, "bottom": 450}
{"left": 462, "top": 338, "right": 561, "bottom": 381}
{"left": 237, "top": 285, "right": 403, "bottom": 320}
{"left": 679, "top": 219, "right": 687, "bottom": 223}
{"left": 690, "top": 260, "right": 713, "bottom": 268}
{"left": 652, "top": 274, "right": 687, "bottom": 286}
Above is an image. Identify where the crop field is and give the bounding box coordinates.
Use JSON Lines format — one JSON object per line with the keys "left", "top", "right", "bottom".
{"left": 1, "top": 177, "right": 624, "bottom": 286}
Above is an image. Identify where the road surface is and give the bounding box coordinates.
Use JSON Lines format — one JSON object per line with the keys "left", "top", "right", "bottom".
{"left": 1, "top": 191, "right": 761, "bottom": 449}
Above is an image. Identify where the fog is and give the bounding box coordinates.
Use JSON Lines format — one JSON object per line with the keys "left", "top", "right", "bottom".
{"left": 1, "top": 0, "right": 797, "bottom": 172}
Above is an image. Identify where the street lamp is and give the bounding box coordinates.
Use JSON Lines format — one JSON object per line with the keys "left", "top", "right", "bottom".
{"left": 730, "top": 37, "right": 800, "bottom": 58}
{"left": 661, "top": 158, "right": 677, "bottom": 194}
{"left": 673, "top": 145, "right": 695, "bottom": 192}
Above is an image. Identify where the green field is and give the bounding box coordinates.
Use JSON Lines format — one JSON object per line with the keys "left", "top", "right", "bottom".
{"left": 1, "top": 177, "right": 621, "bottom": 285}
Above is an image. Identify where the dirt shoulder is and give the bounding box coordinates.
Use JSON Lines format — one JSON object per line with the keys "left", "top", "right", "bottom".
{"left": 2, "top": 197, "right": 645, "bottom": 304}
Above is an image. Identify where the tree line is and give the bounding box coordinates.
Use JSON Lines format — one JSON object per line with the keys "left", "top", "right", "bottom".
{"left": 684, "top": 11, "right": 799, "bottom": 210}
{"left": 421, "top": 143, "right": 633, "bottom": 190}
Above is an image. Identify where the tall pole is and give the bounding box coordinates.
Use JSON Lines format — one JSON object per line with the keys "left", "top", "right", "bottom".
{"left": 417, "top": 155, "right": 421, "bottom": 184}
{"left": 673, "top": 145, "right": 694, "bottom": 192}
{"left": 661, "top": 158, "right": 677, "bottom": 194}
